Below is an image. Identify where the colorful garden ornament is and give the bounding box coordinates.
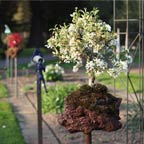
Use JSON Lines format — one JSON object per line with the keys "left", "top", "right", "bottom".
{"left": 5, "top": 33, "right": 22, "bottom": 58}
{"left": 4, "top": 26, "right": 22, "bottom": 97}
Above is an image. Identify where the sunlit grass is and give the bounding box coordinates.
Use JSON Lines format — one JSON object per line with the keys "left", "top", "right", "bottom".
{"left": 0, "top": 82, "right": 25, "bottom": 144}
{"left": 97, "top": 72, "right": 142, "bottom": 93}
{"left": 0, "top": 102, "right": 25, "bottom": 144}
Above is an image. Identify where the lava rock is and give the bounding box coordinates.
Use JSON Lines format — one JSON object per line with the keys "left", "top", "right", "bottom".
{"left": 58, "top": 83, "right": 122, "bottom": 134}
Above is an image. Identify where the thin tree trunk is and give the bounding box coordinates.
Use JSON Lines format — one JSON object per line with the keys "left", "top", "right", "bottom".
{"left": 88, "top": 75, "right": 95, "bottom": 86}
{"left": 85, "top": 133, "right": 92, "bottom": 144}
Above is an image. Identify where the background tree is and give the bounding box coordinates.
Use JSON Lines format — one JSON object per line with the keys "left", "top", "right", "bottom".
{"left": 28, "top": 1, "right": 88, "bottom": 47}
{"left": 12, "top": 0, "right": 31, "bottom": 32}
{"left": 0, "top": 0, "right": 140, "bottom": 49}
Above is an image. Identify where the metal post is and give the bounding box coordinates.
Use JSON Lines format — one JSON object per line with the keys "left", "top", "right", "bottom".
{"left": 14, "top": 57, "right": 18, "bottom": 97}
{"left": 6, "top": 56, "right": 10, "bottom": 84}
{"left": 37, "top": 71, "right": 43, "bottom": 144}
{"left": 126, "top": 0, "right": 129, "bottom": 143}
{"left": 85, "top": 133, "right": 92, "bottom": 144}
{"left": 10, "top": 57, "right": 13, "bottom": 84}
{"left": 32, "top": 48, "right": 47, "bottom": 144}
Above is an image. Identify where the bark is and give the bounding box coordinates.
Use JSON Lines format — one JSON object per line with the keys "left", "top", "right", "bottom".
{"left": 88, "top": 75, "right": 95, "bottom": 87}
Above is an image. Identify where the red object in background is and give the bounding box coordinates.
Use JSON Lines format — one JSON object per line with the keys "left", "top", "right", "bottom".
{"left": 8, "top": 33, "right": 23, "bottom": 48}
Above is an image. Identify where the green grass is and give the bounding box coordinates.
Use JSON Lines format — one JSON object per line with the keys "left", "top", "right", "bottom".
{"left": 22, "top": 84, "right": 34, "bottom": 93}
{"left": 0, "top": 82, "right": 25, "bottom": 143}
{"left": 97, "top": 72, "right": 142, "bottom": 93}
{"left": 0, "top": 83, "right": 8, "bottom": 98}
{"left": 42, "top": 83, "right": 79, "bottom": 114}
{"left": 0, "top": 102, "right": 25, "bottom": 144}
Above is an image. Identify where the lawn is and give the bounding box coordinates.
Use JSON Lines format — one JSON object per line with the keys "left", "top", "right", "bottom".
{"left": 97, "top": 72, "right": 142, "bottom": 93}
{"left": 0, "top": 83, "right": 8, "bottom": 98}
{"left": 0, "top": 82, "right": 25, "bottom": 144}
{"left": 0, "top": 102, "right": 25, "bottom": 144}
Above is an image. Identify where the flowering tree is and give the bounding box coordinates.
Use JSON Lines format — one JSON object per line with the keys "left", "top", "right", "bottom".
{"left": 47, "top": 8, "right": 132, "bottom": 86}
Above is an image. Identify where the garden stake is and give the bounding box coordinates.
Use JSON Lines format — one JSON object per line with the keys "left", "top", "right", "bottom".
{"left": 10, "top": 58, "right": 13, "bottom": 88}
{"left": 85, "top": 132, "right": 92, "bottom": 144}
{"left": 14, "top": 57, "right": 18, "bottom": 97}
{"left": 32, "top": 48, "right": 47, "bottom": 144}
{"left": 4, "top": 24, "right": 11, "bottom": 86}
{"left": 6, "top": 56, "right": 10, "bottom": 85}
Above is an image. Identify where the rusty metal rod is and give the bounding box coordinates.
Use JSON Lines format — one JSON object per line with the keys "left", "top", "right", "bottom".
{"left": 85, "top": 132, "right": 92, "bottom": 144}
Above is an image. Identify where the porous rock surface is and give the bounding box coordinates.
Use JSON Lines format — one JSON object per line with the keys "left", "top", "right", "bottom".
{"left": 58, "top": 83, "right": 122, "bottom": 134}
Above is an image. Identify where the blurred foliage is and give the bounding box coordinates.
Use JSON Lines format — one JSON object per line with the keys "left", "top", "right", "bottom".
{"left": 42, "top": 83, "right": 79, "bottom": 114}
{"left": 43, "top": 64, "right": 64, "bottom": 82}
{"left": 22, "top": 84, "right": 34, "bottom": 93}
{"left": 0, "top": 0, "right": 31, "bottom": 32}
{"left": 12, "top": 1, "right": 31, "bottom": 25}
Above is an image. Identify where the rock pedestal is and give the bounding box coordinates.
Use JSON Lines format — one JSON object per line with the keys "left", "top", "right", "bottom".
{"left": 58, "top": 83, "right": 122, "bottom": 143}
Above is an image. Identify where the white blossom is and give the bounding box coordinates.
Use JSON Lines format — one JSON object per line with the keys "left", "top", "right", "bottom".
{"left": 107, "top": 68, "right": 120, "bottom": 78}
{"left": 47, "top": 8, "right": 132, "bottom": 80}
{"left": 45, "top": 44, "right": 51, "bottom": 49}
{"left": 126, "top": 55, "right": 133, "bottom": 64}
{"left": 105, "top": 24, "right": 111, "bottom": 32}
{"left": 69, "top": 37, "right": 75, "bottom": 46}
{"left": 68, "top": 24, "right": 76, "bottom": 33}
{"left": 55, "top": 64, "right": 65, "bottom": 74}
{"left": 110, "top": 39, "right": 118, "bottom": 46}
{"left": 73, "top": 61, "right": 82, "bottom": 72}
{"left": 86, "top": 61, "right": 95, "bottom": 71}
{"left": 120, "top": 61, "right": 128, "bottom": 72}
{"left": 94, "top": 58, "right": 107, "bottom": 70}
{"left": 73, "top": 65, "right": 79, "bottom": 72}
{"left": 2, "top": 125, "right": 6, "bottom": 129}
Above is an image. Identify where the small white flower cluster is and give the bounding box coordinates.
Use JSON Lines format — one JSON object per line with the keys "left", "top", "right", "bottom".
{"left": 44, "top": 64, "right": 64, "bottom": 81}
{"left": 45, "top": 64, "right": 64, "bottom": 75}
{"left": 47, "top": 8, "right": 132, "bottom": 80}
{"left": 86, "top": 58, "right": 107, "bottom": 76}
{"left": 72, "top": 61, "right": 82, "bottom": 72}
{"left": 2, "top": 125, "right": 6, "bottom": 129}
{"left": 107, "top": 61, "right": 128, "bottom": 78}
{"left": 55, "top": 64, "right": 65, "bottom": 74}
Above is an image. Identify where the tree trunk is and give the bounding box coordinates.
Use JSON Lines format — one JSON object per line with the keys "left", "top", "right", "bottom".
{"left": 28, "top": 2, "right": 44, "bottom": 47}
{"left": 88, "top": 75, "right": 95, "bottom": 86}
{"left": 85, "top": 133, "right": 92, "bottom": 144}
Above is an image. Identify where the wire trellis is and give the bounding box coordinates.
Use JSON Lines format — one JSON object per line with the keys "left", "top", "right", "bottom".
{"left": 113, "top": 0, "right": 144, "bottom": 143}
